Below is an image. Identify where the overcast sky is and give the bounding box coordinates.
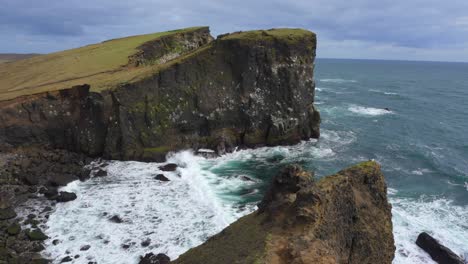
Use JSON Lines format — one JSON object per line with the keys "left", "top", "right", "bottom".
{"left": 2, "top": 0, "right": 468, "bottom": 62}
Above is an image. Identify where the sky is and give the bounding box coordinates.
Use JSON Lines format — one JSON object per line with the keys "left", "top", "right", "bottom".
{"left": 1, "top": 0, "right": 468, "bottom": 62}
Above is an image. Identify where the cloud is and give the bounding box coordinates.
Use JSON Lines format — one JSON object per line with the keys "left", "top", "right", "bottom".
{"left": 1, "top": 0, "right": 468, "bottom": 62}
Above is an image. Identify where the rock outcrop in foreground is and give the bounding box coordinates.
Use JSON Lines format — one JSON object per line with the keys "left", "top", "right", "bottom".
{"left": 173, "top": 161, "right": 395, "bottom": 264}
{"left": 0, "top": 27, "right": 320, "bottom": 161}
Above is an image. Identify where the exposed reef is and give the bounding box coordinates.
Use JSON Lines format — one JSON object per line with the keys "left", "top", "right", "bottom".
{"left": 173, "top": 161, "right": 395, "bottom": 264}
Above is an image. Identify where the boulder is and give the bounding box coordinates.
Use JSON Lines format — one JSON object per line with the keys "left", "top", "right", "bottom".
{"left": 55, "top": 192, "right": 77, "bottom": 203}
{"left": 416, "top": 232, "right": 463, "bottom": 264}
{"left": 139, "top": 253, "right": 170, "bottom": 264}
{"left": 6, "top": 223, "right": 21, "bottom": 236}
{"left": 109, "top": 215, "right": 123, "bottom": 223}
{"left": 60, "top": 256, "right": 73, "bottom": 262}
{"left": 0, "top": 207, "right": 16, "bottom": 220}
{"left": 27, "top": 229, "right": 48, "bottom": 241}
{"left": 80, "top": 245, "right": 90, "bottom": 251}
{"left": 154, "top": 174, "right": 170, "bottom": 182}
{"left": 158, "top": 164, "right": 178, "bottom": 172}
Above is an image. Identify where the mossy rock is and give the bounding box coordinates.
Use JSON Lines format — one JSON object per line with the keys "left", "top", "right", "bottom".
{"left": 0, "top": 207, "right": 16, "bottom": 220}
{"left": 27, "top": 229, "right": 48, "bottom": 241}
{"left": 6, "top": 223, "right": 21, "bottom": 236}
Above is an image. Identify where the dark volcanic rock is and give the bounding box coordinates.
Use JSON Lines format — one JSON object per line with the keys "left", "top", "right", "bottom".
{"left": 0, "top": 29, "right": 320, "bottom": 162}
{"left": 0, "top": 207, "right": 16, "bottom": 220}
{"left": 158, "top": 164, "right": 178, "bottom": 172}
{"left": 6, "top": 223, "right": 21, "bottom": 235}
{"left": 61, "top": 256, "right": 73, "bottom": 262}
{"left": 95, "top": 169, "right": 107, "bottom": 177}
{"left": 55, "top": 192, "right": 77, "bottom": 203}
{"left": 416, "top": 232, "right": 463, "bottom": 264}
{"left": 27, "top": 229, "right": 48, "bottom": 241}
{"left": 173, "top": 161, "right": 395, "bottom": 264}
{"left": 80, "top": 245, "right": 91, "bottom": 251}
{"left": 154, "top": 174, "right": 170, "bottom": 181}
{"left": 139, "top": 253, "right": 170, "bottom": 264}
{"left": 109, "top": 215, "right": 123, "bottom": 223}
{"left": 48, "top": 173, "right": 77, "bottom": 187}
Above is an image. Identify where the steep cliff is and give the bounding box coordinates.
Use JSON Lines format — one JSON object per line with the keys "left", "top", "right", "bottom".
{"left": 173, "top": 161, "right": 395, "bottom": 264}
{"left": 0, "top": 27, "right": 320, "bottom": 161}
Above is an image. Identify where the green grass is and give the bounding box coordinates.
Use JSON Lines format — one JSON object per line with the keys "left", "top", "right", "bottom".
{"left": 220, "top": 28, "right": 315, "bottom": 44}
{"left": 0, "top": 27, "right": 205, "bottom": 101}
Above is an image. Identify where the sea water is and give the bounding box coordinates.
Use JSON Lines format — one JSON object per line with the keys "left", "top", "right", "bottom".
{"left": 42, "top": 59, "right": 468, "bottom": 263}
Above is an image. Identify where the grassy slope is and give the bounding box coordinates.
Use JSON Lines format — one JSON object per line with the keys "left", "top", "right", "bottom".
{"left": 0, "top": 27, "right": 203, "bottom": 101}
{"left": 0, "top": 27, "right": 313, "bottom": 101}
{"left": 0, "top": 54, "right": 39, "bottom": 64}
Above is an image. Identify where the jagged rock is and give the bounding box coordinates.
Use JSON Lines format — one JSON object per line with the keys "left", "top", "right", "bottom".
{"left": 159, "top": 164, "right": 178, "bottom": 172}
{"left": 173, "top": 161, "right": 395, "bottom": 264}
{"left": 95, "top": 169, "right": 107, "bottom": 177}
{"left": 416, "top": 232, "right": 463, "bottom": 264}
{"left": 139, "top": 253, "right": 170, "bottom": 264}
{"left": 109, "top": 215, "right": 123, "bottom": 223}
{"left": 0, "top": 28, "right": 320, "bottom": 162}
{"left": 239, "top": 175, "right": 255, "bottom": 182}
{"left": 55, "top": 192, "right": 77, "bottom": 203}
{"left": 154, "top": 174, "right": 170, "bottom": 181}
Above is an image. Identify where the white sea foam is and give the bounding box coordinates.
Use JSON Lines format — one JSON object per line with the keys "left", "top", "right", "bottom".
{"left": 369, "top": 89, "right": 399, "bottom": 96}
{"left": 348, "top": 105, "right": 393, "bottom": 116}
{"left": 42, "top": 151, "right": 255, "bottom": 263}
{"left": 320, "top": 78, "right": 357, "bottom": 83}
{"left": 411, "top": 168, "right": 432, "bottom": 175}
{"left": 391, "top": 196, "right": 468, "bottom": 264}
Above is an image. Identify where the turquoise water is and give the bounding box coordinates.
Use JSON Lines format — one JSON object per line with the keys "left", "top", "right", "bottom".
{"left": 202, "top": 59, "right": 468, "bottom": 263}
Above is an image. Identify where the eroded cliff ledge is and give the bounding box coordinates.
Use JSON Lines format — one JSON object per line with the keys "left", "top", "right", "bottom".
{"left": 0, "top": 27, "right": 320, "bottom": 161}
{"left": 173, "top": 161, "right": 395, "bottom": 264}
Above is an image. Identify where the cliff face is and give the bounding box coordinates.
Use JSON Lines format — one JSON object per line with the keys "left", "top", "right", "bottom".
{"left": 0, "top": 28, "right": 320, "bottom": 161}
{"left": 173, "top": 161, "right": 395, "bottom": 264}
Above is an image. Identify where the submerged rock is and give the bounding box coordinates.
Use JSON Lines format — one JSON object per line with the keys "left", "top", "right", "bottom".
{"left": 416, "top": 232, "right": 463, "bottom": 264}
{"left": 154, "top": 174, "right": 170, "bottom": 182}
{"left": 173, "top": 161, "right": 395, "bottom": 264}
{"left": 55, "top": 192, "right": 77, "bottom": 203}
{"left": 139, "top": 253, "right": 170, "bottom": 264}
{"left": 158, "top": 164, "right": 178, "bottom": 172}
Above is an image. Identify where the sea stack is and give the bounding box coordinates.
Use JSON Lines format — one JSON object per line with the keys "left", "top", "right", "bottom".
{"left": 173, "top": 161, "right": 395, "bottom": 264}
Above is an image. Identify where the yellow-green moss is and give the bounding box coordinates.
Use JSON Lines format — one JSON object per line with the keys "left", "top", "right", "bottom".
{"left": 220, "top": 28, "right": 315, "bottom": 45}
{"left": 143, "top": 146, "right": 172, "bottom": 153}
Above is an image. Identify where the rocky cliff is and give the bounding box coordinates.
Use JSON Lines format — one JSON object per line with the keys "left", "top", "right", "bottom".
{"left": 0, "top": 27, "right": 320, "bottom": 161}
{"left": 173, "top": 161, "right": 395, "bottom": 264}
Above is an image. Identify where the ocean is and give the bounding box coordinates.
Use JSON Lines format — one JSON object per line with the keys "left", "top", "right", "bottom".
{"left": 41, "top": 59, "right": 468, "bottom": 263}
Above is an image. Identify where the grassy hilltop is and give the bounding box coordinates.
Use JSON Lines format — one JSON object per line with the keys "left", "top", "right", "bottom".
{"left": 0, "top": 27, "right": 206, "bottom": 101}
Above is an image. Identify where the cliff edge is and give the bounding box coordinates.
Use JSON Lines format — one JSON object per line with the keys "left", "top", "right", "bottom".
{"left": 0, "top": 27, "right": 320, "bottom": 161}
{"left": 173, "top": 161, "right": 395, "bottom": 264}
